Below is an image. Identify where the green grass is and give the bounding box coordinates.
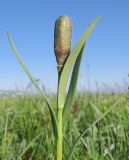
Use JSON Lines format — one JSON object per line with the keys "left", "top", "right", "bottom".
{"left": 0, "top": 92, "right": 129, "bottom": 159}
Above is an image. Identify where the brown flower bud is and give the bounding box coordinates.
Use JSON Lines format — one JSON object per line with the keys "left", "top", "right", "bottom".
{"left": 54, "top": 15, "right": 72, "bottom": 67}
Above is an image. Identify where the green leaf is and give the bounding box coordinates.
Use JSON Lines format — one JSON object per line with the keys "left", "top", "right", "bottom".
{"left": 63, "top": 44, "right": 85, "bottom": 134}
{"left": 17, "top": 133, "right": 42, "bottom": 159}
{"left": 58, "top": 16, "right": 102, "bottom": 109}
{"left": 89, "top": 102, "right": 103, "bottom": 116}
{"left": 2, "top": 114, "right": 8, "bottom": 159}
{"left": 73, "top": 124, "right": 87, "bottom": 150}
{"left": 67, "top": 99, "right": 121, "bottom": 160}
{"left": 7, "top": 33, "right": 58, "bottom": 138}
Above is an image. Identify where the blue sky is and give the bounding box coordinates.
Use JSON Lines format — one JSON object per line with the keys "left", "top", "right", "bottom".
{"left": 0, "top": 0, "right": 129, "bottom": 91}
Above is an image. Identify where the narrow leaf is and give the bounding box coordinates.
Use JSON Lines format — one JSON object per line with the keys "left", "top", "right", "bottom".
{"left": 17, "top": 133, "right": 42, "bottom": 159}
{"left": 7, "top": 33, "right": 58, "bottom": 138}
{"left": 58, "top": 16, "right": 102, "bottom": 108}
{"left": 73, "top": 124, "right": 87, "bottom": 150}
{"left": 89, "top": 102, "right": 103, "bottom": 116}
{"left": 63, "top": 44, "right": 85, "bottom": 134}
{"left": 2, "top": 114, "right": 8, "bottom": 159}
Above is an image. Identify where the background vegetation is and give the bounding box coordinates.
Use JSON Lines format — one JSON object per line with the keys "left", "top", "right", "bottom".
{"left": 0, "top": 91, "right": 129, "bottom": 159}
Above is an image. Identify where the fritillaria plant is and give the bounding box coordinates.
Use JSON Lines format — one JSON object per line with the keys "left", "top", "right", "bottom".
{"left": 7, "top": 15, "right": 101, "bottom": 160}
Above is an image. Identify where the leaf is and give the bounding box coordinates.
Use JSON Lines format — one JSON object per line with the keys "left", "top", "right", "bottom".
{"left": 2, "top": 114, "right": 8, "bottom": 159}
{"left": 67, "top": 99, "right": 121, "bottom": 160}
{"left": 62, "top": 44, "right": 85, "bottom": 134}
{"left": 58, "top": 16, "right": 102, "bottom": 109}
{"left": 7, "top": 33, "right": 58, "bottom": 138}
{"left": 73, "top": 124, "right": 88, "bottom": 150}
{"left": 89, "top": 102, "right": 103, "bottom": 116}
{"left": 17, "top": 133, "right": 42, "bottom": 159}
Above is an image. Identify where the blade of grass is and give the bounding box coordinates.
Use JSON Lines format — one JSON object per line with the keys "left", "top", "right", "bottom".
{"left": 7, "top": 32, "right": 58, "bottom": 138}
{"left": 73, "top": 124, "right": 88, "bottom": 150}
{"left": 89, "top": 102, "right": 103, "bottom": 116}
{"left": 17, "top": 133, "right": 42, "bottom": 159}
{"left": 2, "top": 114, "right": 8, "bottom": 159}
{"left": 31, "top": 133, "right": 43, "bottom": 158}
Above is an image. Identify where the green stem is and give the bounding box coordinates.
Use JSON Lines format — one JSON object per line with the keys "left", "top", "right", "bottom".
{"left": 57, "top": 65, "right": 63, "bottom": 160}
{"left": 57, "top": 107, "right": 63, "bottom": 160}
{"left": 57, "top": 65, "right": 62, "bottom": 111}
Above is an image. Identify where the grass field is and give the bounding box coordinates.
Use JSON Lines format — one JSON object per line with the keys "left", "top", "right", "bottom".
{"left": 0, "top": 91, "right": 129, "bottom": 160}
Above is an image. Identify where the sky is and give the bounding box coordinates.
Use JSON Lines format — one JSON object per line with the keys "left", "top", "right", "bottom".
{"left": 0, "top": 0, "right": 129, "bottom": 92}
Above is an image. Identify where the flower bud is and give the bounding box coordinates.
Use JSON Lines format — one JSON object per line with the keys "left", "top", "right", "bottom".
{"left": 54, "top": 16, "right": 72, "bottom": 67}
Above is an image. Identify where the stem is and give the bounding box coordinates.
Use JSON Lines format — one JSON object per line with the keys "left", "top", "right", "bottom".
{"left": 57, "top": 65, "right": 63, "bottom": 160}
{"left": 57, "top": 65, "right": 62, "bottom": 111}
{"left": 57, "top": 107, "right": 63, "bottom": 160}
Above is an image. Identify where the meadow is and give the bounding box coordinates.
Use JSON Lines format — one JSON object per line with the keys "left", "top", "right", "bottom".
{"left": 0, "top": 91, "right": 129, "bottom": 159}
{"left": 0, "top": 16, "right": 129, "bottom": 160}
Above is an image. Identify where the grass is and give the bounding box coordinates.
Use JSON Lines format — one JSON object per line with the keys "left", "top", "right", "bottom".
{"left": 0, "top": 91, "right": 129, "bottom": 159}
